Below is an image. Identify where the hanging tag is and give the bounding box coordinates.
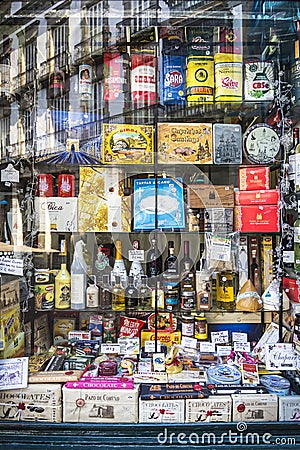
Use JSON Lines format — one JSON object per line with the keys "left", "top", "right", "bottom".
{"left": 1, "top": 164, "right": 19, "bottom": 183}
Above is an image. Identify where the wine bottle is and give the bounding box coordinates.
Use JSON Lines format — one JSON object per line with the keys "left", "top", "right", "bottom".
{"left": 282, "top": 214, "right": 295, "bottom": 270}
{"left": 180, "top": 261, "right": 196, "bottom": 310}
{"left": 128, "top": 240, "right": 144, "bottom": 288}
{"left": 163, "top": 241, "right": 179, "bottom": 310}
{"left": 288, "top": 128, "right": 299, "bottom": 193}
{"left": 151, "top": 281, "right": 164, "bottom": 309}
{"left": 164, "top": 241, "right": 178, "bottom": 274}
{"left": 0, "top": 200, "right": 13, "bottom": 245}
{"left": 99, "top": 274, "right": 112, "bottom": 310}
{"left": 111, "top": 240, "right": 128, "bottom": 287}
{"left": 125, "top": 275, "right": 138, "bottom": 311}
{"left": 138, "top": 275, "right": 152, "bottom": 310}
{"left": 216, "top": 268, "right": 235, "bottom": 310}
{"left": 55, "top": 263, "right": 71, "bottom": 309}
{"left": 112, "top": 275, "right": 125, "bottom": 311}
{"left": 146, "top": 238, "right": 162, "bottom": 287}
{"left": 71, "top": 240, "right": 88, "bottom": 310}
{"left": 179, "top": 241, "right": 194, "bottom": 274}
{"left": 250, "top": 249, "right": 259, "bottom": 290}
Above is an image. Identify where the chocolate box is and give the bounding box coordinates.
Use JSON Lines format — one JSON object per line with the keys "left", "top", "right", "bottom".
{"left": 140, "top": 383, "right": 209, "bottom": 400}
{"left": 140, "top": 330, "right": 181, "bottom": 347}
{"left": 139, "top": 399, "right": 185, "bottom": 423}
{"left": 232, "top": 394, "right": 278, "bottom": 422}
{"left": 157, "top": 123, "right": 213, "bottom": 164}
{"left": 234, "top": 205, "right": 280, "bottom": 233}
{"left": 238, "top": 166, "right": 270, "bottom": 191}
{"left": 185, "top": 396, "right": 232, "bottom": 423}
{"left": 279, "top": 396, "right": 300, "bottom": 421}
{"left": 189, "top": 184, "right": 234, "bottom": 209}
{"left": 63, "top": 386, "right": 139, "bottom": 423}
{"left": 235, "top": 189, "right": 280, "bottom": 205}
{"left": 0, "top": 383, "right": 62, "bottom": 422}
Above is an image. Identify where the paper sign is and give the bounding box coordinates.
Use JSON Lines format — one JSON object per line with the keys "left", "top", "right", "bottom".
{"left": 0, "top": 357, "right": 28, "bottom": 390}
{"left": 144, "top": 340, "right": 161, "bottom": 353}
{"left": 232, "top": 332, "right": 248, "bottom": 343}
{"left": 1, "top": 164, "right": 19, "bottom": 183}
{"left": 210, "top": 236, "right": 231, "bottom": 262}
{"left": 216, "top": 345, "right": 232, "bottom": 356}
{"left": 234, "top": 342, "right": 251, "bottom": 352}
{"left": 211, "top": 330, "right": 229, "bottom": 344}
{"left": 0, "top": 257, "right": 23, "bottom": 276}
{"left": 128, "top": 249, "right": 145, "bottom": 262}
{"left": 199, "top": 342, "right": 215, "bottom": 353}
{"left": 265, "top": 343, "right": 297, "bottom": 370}
{"left": 101, "top": 344, "right": 120, "bottom": 354}
{"left": 181, "top": 336, "right": 198, "bottom": 349}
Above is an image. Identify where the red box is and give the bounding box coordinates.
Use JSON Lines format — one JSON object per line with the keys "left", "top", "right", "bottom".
{"left": 238, "top": 166, "right": 270, "bottom": 191}
{"left": 235, "top": 189, "right": 280, "bottom": 205}
{"left": 234, "top": 205, "right": 280, "bottom": 232}
{"left": 283, "top": 277, "right": 299, "bottom": 303}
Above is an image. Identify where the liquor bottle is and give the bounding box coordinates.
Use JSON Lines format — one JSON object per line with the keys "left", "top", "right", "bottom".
{"left": 55, "top": 263, "right": 71, "bottom": 309}
{"left": 125, "top": 275, "right": 138, "bottom": 311}
{"left": 197, "top": 275, "right": 211, "bottom": 310}
{"left": 250, "top": 249, "right": 259, "bottom": 289}
{"left": 151, "top": 281, "right": 164, "bottom": 309}
{"left": 111, "top": 275, "right": 125, "bottom": 311}
{"left": 163, "top": 241, "right": 180, "bottom": 310}
{"left": 111, "top": 240, "right": 128, "bottom": 287}
{"left": 282, "top": 214, "right": 295, "bottom": 270}
{"left": 138, "top": 275, "right": 152, "bottom": 310}
{"left": 146, "top": 238, "right": 162, "bottom": 287}
{"left": 294, "top": 215, "right": 300, "bottom": 273}
{"left": 179, "top": 241, "right": 194, "bottom": 274}
{"left": 0, "top": 200, "right": 13, "bottom": 245}
{"left": 128, "top": 240, "right": 144, "bottom": 288}
{"left": 99, "top": 274, "right": 112, "bottom": 310}
{"left": 180, "top": 261, "right": 196, "bottom": 310}
{"left": 288, "top": 128, "right": 299, "bottom": 193}
{"left": 164, "top": 241, "right": 178, "bottom": 274}
{"left": 216, "top": 268, "right": 235, "bottom": 310}
{"left": 86, "top": 275, "right": 99, "bottom": 309}
{"left": 71, "top": 240, "right": 88, "bottom": 310}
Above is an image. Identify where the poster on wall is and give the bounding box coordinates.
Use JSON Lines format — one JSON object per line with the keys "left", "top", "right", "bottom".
{"left": 79, "top": 64, "right": 92, "bottom": 96}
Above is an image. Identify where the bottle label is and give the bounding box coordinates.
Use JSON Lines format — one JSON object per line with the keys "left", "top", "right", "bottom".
{"left": 71, "top": 274, "right": 85, "bottom": 306}
{"left": 182, "top": 321, "right": 194, "bottom": 337}
{"left": 55, "top": 281, "right": 71, "bottom": 309}
{"left": 294, "top": 227, "right": 300, "bottom": 242}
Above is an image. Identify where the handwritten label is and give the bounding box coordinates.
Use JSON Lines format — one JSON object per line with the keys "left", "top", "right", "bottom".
{"left": 100, "top": 344, "right": 120, "bottom": 354}
{"left": 211, "top": 330, "right": 229, "bottom": 344}
{"left": 0, "top": 257, "right": 23, "bottom": 276}
{"left": 232, "top": 332, "right": 248, "bottom": 343}
{"left": 199, "top": 342, "right": 215, "bottom": 353}
{"left": 181, "top": 336, "right": 198, "bottom": 349}
{"left": 217, "top": 345, "right": 232, "bottom": 356}
{"left": 128, "top": 249, "right": 145, "bottom": 262}
{"left": 145, "top": 340, "right": 161, "bottom": 353}
{"left": 234, "top": 342, "right": 251, "bottom": 352}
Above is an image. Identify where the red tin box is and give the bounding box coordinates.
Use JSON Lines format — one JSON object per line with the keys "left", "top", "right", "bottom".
{"left": 235, "top": 189, "right": 280, "bottom": 205}
{"left": 234, "top": 205, "right": 280, "bottom": 233}
{"left": 239, "top": 166, "right": 270, "bottom": 191}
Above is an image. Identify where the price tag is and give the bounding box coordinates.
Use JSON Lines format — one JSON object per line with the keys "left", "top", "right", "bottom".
{"left": 128, "top": 249, "right": 145, "bottom": 262}
{"left": 217, "top": 345, "right": 232, "bottom": 356}
{"left": 181, "top": 336, "right": 198, "bottom": 349}
{"left": 100, "top": 344, "right": 120, "bottom": 354}
{"left": 232, "top": 332, "right": 248, "bottom": 343}
{"left": 211, "top": 330, "right": 229, "bottom": 344}
{"left": 0, "top": 257, "right": 23, "bottom": 276}
{"left": 234, "top": 342, "right": 251, "bottom": 352}
{"left": 210, "top": 236, "right": 231, "bottom": 262}
{"left": 199, "top": 342, "right": 215, "bottom": 353}
{"left": 144, "top": 340, "right": 161, "bottom": 353}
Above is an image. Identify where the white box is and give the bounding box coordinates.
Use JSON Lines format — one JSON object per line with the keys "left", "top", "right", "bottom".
{"left": 139, "top": 399, "right": 185, "bottom": 423}
{"left": 232, "top": 394, "right": 278, "bottom": 422}
{"left": 279, "top": 396, "right": 300, "bottom": 421}
{"left": 0, "top": 383, "right": 62, "bottom": 422}
{"left": 35, "top": 197, "right": 78, "bottom": 232}
{"left": 185, "top": 396, "right": 232, "bottom": 423}
{"left": 63, "top": 386, "right": 139, "bottom": 423}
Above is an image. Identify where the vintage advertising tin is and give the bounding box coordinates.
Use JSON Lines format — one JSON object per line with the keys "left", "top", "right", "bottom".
{"left": 157, "top": 123, "right": 213, "bottom": 164}
{"left": 244, "top": 60, "right": 275, "bottom": 102}
{"left": 34, "top": 269, "right": 54, "bottom": 310}
{"left": 213, "top": 123, "right": 242, "bottom": 164}
{"left": 207, "top": 364, "right": 241, "bottom": 385}
{"left": 243, "top": 123, "right": 281, "bottom": 164}
{"left": 102, "top": 124, "right": 154, "bottom": 164}
{"left": 186, "top": 56, "right": 214, "bottom": 104}
{"left": 214, "top": 53, "right": 243, "bottom": 103}
{"left": 185, "top": 396, "right": 232, "bottom": 423}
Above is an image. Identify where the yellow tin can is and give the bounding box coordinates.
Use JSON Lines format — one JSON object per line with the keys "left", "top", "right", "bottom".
{"left": 214, "top": 53, "right": 243, "bottom": 103}
{"left": 186, "top": 56, "right": 214, "bottom": 104}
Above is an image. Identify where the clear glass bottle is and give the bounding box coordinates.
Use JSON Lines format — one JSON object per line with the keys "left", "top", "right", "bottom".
{"left": 180, "top": 241, "right": 194, "bottom": 274}
{"left": 55, "top": 263, "right": 71, "bottom": 309}
{"left": 112, "top": 275, "right": 125, "bottom": 311}
{"left": 111, "top": 240, "right": 128, "bottom": 287}
{"left": 128, "top": 240, "right": 144, "bottom": 288}
{"left": 138, "top": 275, "right": 152, "bottom": 310}
{"left": 151, "top": 281, "right": 164, "bottom": 309}
{"left": 125, "top": 275, "right": 138, "bottom": 311}
{"left": 99, "top": 274, "right": 112, "bottom": 310}
{"left": 71, "top": 240, "right": 88, "bottom": 310}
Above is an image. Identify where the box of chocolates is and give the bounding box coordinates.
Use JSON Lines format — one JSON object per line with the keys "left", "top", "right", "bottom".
{"left": 238, "top": 166, "right": 270, "bottom": 191}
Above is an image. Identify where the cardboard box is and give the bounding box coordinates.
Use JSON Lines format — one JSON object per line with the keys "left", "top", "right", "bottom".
{"left": 102, "top": 124, "right": 154, "bottom": 164}
{"left": 204, "top": 208, "right": 233, "bottom": 233}
{"left": 279, "top": 396, "right": 300, "bottom": 421}
{"left": 139, "top": 399, "right": 185, "bottom": 423}
{"left": 0, "top": 331, "right": 24, "bottom": 359}
{"left": 239, "top": 166, "right": 270, "bottom": 191}
{"left": 0, "top": 383, "right": 62, "bottom": 422}
{"left": 78, "top": 166, "right": 131, "bottom": 232}
{"left": 0, "top": 305, "right": 21, "bottom": 350}
{"left": 140, "top": 383, "right": 209, "bottom": 400}
{"left": 189, "top": 185, "right": 234, "bottom": 209}
{"left": 0, "top": 279, "right": 20, "bottom": 309}
{"left": 140, "top": 330, "right": 181, "bottom": 347}
{"left": 63, "top": 386, "right": 139, "bottom": 423}
{"left": 234, "top": 205, "right": 280, "bottom": 233}
{"left": 185, "top": 396, "right": 232, "bottom": 422}
{"left": 157, "top": 123, "right": 213, "bottom": 164}
{"left": 232, "top": 394, "right": 278, "bottom": 422}
{"left": 35, "top": 197, "right": 78, "bottom": 232}
{"left": 235, "top": 189, "right": 280, "bottom": 205}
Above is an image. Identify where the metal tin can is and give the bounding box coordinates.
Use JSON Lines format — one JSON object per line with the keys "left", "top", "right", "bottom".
{"left": 194, "top": 314, "right": 208, "bottom": 340}
{"left": 181, "top": 314, "right": 194, "bottom": 337}
{"left": 37, "top": 174, "right": 53, "bottom": 197}
{"left": 58, "top": 174, "right": 75, "bottom": 197}
{"left": 34, "top": 269, "right": 54, "bottom": 310}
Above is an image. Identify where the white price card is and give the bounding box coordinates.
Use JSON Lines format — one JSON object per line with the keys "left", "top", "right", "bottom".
{"left": 144, "top": 340, "right": 161, "bottom": 353}
{"left": 234, "top": 342, "right": 251, "bottom": 352}
{"left": 232, "top": 332, "right": 248, "bottom": 343}
{"left": 210, "top": 236, "right": 231, "bottom": 262}
{"left": 181, "top": 336, "right": 198, "bottom": 349}
{"left": 199, "top": 342, "right": 215, "bottom": 353}
{"left": 101, "top": 344, "right": 120, "bottom": 354}
{"left": 128, "top": 249, "right": 145, "bottom": 262}
{"left": 211, "top": 330, "right": 229, "bottom": 344}
{"left": 216, "top": 345, "right": 232, "bottom": 356}
{"left": 0, "top": 257, "right": 23, "bottom": 276}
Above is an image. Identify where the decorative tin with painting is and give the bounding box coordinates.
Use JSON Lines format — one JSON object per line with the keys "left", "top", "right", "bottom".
{"left": 244, "top": 60, "right": 275, "bottom": 102}
{"left": 213, "top": 123, "right": 242, "bottom": 164}
{"left": 102, "top": 124, "right": 154, "bottom": 164}
{"left": 243, "top": 123, "right": 280, "bottom": 164}
{"left": 157, "top": 123, "right": 212, "bottom": 164}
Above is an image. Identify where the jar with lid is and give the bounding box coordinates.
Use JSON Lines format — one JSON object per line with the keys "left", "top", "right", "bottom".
{"left": 181, "top": 314, "right": 194, "bottom": 337}
{"left": 194, "top": 313, "right": 208, "bottom": 340}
